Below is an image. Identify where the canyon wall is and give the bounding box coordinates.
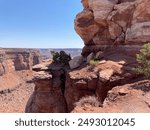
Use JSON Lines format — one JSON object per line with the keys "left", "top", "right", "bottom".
{"left": 0, "top": 50, "right": 7, "bottom": 76}
{"left": 0, "top": 48, "right": 41, "bottom": 76}
{"left": 75, "top": 0, "right": 150, "bottom": 56}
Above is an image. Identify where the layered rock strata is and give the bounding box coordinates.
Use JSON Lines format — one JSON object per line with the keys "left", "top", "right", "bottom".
{"left": 72, "top": 80, "right": 150, "bottom": 113}
{"left": 0, "top": 50, "right": 8, "bottom": 76}
{"left": 26, "top": 62, "right": 68, "bottom": 112}
{"left": 26, "top": 52, "right": 146, "bottom": 112}
{"left": 0, "top": 48, "right": 41, "bottom": 74}
{"left": 75, "top": 0, "right": 150, "bottom": 56}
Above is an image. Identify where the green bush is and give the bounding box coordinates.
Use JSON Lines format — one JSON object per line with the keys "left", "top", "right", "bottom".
{"left": 133, "top": 43, "right": 150, "bottom": 78}
{"left": 50, "top": 50, "right": 71, "bottom": 65}
{"left": 89, "top": 59, "right": 100, "bottom": 66}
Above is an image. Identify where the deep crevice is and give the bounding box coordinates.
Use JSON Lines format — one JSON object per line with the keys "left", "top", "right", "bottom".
{"left": 60, "top": 69, "right": 66, "bottom": 95}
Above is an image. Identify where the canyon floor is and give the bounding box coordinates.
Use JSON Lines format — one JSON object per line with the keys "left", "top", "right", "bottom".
{"left": 0, "top": 71, "right": 34, "bottom": 112}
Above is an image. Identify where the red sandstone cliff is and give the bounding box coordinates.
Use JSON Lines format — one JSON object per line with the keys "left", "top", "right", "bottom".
{"left": 75, "top": 0, "right": 150, "bottom": 56}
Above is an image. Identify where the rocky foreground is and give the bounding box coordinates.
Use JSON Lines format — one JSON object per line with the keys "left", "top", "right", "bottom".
{"left": 26, "top": 50, "right": 150, "bottom": 113}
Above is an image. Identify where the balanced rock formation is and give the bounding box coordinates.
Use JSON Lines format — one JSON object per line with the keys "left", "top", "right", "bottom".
{"left": 75, "top": 0, "right": 150, "bottom": 56}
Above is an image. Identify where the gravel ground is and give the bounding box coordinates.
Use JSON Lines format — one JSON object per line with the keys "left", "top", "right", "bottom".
{"left": 0, "top": 82, "right": 34, "bottom": 113}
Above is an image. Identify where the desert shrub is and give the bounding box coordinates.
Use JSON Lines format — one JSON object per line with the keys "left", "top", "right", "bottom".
{"left": 89, "top": 59, "right": 100, "bottom": 66}
{"left": 87, "top": 59, "right": 100, "bottom": 72}
{"left": 74, "top": 96, "right": 102, "bottom": 107}
{"left": 50, "top": 50, "right": 71, "bottom": 65}
{"left": 133, "top": 43, "right": 150, "bottom": 78}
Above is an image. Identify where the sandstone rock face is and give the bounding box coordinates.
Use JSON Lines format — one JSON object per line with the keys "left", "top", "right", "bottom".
{"left": 86, "top": 52, "right": 95, "bottom": 63}
{"left": 0, "top": 49, "right": 41, "bottom": 73}
{"left": 8, "top": 50, "right": 41, "bottom": 71}
{"left": 72, "top": 80, "right": 150, "bottom": 113}
{"left": 27, "top": 51, "right": 150, "bottom": 113}
{"left": 69, "top": 56, "right": 83, "bottom": 69}
{"left": 75, "top": 0, "right": 150, "bottom": 56}
{"left": 0, "top": 63, "right": 5, "bottom": 76}
{"left": 0, "top": 51, "right": 7, "bottom": 76}
{"left": 26, "top": 62, "right": 67, "bottom": 113}
{"left": 65, "top": 59, "right": 135, "bottom": 111}
{"left": 65, "top": 68, "right": 98, "bottom": 111}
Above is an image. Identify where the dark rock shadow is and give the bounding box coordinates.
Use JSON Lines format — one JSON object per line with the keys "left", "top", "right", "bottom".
{"left": 131, "top": 81, "right": 150, "bottom": 92}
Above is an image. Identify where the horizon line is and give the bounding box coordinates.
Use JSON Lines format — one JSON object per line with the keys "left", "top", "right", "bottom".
{"left": 0, "top": 47, "right": 82, "bottom": 49}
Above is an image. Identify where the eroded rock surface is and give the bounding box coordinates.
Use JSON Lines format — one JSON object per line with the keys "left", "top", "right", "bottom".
{"left": 73, "top": 80, "right": 150, "bottom": 113}
{"left": 75, "top": 0, "right": 150, "bottom": 56}
{"left": 26, "top": 51, "right": 150, "bottom": 113}
{"left": 0, "top": 50, "right": 7, "bottom": 76}
{"left": 0, "top": 48, "right": 41, "bottom": 73}
{"left": 26, "top": 61, "right": 68, "bottom": 113}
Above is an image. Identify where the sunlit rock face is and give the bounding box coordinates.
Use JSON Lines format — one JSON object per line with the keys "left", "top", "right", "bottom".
{"left": 0, "top": 49, "right": 41, "bottom": 73}
{"left": 75, "top": 0, "right": 150, "bottom": 56}
{"left": 0, "top": 50, "right": 7, "bottom": 76}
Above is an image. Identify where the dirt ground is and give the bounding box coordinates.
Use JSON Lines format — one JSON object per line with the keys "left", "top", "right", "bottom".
{"left": 0, "top": 71, "right": 34, "bottom": 112}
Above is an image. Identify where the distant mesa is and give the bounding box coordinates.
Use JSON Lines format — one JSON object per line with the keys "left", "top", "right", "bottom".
{"left": 0, "top": 48, "right": 41, "bottom": 76}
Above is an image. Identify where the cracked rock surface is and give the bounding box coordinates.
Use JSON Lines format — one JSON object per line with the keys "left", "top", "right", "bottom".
{"left": 75, "top": 0, "right": 150, "bottom": 56}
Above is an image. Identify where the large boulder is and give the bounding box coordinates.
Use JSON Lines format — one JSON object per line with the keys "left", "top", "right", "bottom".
{"left": 75, "top": 9, "right": 99, "bottom": 45}
{"left": 69, "top": 56, "right": 83, "bottom": 69}
{"left": 75, "top": 0, "right": 150, "bottom": 56}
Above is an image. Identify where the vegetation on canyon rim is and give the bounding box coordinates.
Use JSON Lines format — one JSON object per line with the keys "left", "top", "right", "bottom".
{"left": 133, "top": 43, "right": 150, "bottom": 78}
{"left": 50, "top": 50, "right": 71, "bottom": 65}
{"left": 89, "top": 59, "right": 100, "bottom": 66}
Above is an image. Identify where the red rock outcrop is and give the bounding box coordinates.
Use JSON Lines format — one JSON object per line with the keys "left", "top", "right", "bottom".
{"left": 26, "top": 51, "right": 150, "bottom": 113}
{"left": 26, "top": 61, "right": 68, "bottom": 113}
{"left": 75, "top": 0, "right": 150, "bottom": 56}
{"left": 72, "top": 80, "right": 150, "bottom": 113}
{"left": 65, "top": 54, "right": 138, "bottom": 111}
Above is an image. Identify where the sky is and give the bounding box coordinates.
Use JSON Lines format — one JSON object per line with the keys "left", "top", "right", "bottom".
{"left": 0, "top": 0, "right": 83, "bottom": 48}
